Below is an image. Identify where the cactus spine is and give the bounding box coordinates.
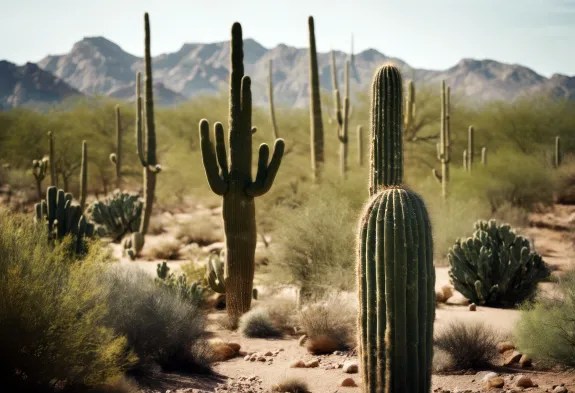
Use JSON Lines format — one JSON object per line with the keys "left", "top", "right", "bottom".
{"left": 554, "top": 136, "right": 562, "bottom": 168}
{"left": 357, "top": 64, "right": 435, "bottom": 393}
{"left": 481, "top": 147, "right": 487, "bottom": 166}
{"left": 48, "top": 131, "right": 57, "bottom": 187}
{"left": 433, "top": 81, "right": 451, "bottom": 198}
{"left": 267, "top": 59, "right": 279, "bottom": 139}
{"left": 199, "top": 22, "right": 285, "bottom": 324}
{"left": 308, "top": 16, "right": 324, "bottom": 182}
{"left": 358, "top": 125, "right": 364, "bottom": 167}
{"left": 110, "top": 105, "right": 123, "bottom": 189}
{"left": 79, "top": 141, "right": 87, "bottom": 212}
{"left": 467, "top": 126, "right": 474, "bottom": 172}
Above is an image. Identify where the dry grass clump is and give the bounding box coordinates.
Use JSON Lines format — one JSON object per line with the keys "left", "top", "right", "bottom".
{"left": 239, "top": 308, "right": 282, "bottom": 338}
{"left": 175, "top": 219, "right": 223, "bottom": 246}
{"left": 271, "top": 377, "right": 312, "bottom": 393}
{"left": 434, "top": 321, "right": 500, "bottom": 370}
{"left": 145, "top": 238, "right": 182, "bottom": 260}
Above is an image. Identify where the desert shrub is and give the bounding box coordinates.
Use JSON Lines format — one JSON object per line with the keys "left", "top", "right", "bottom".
{"left": 239, "top": 308, "right": 282, "bottom": 338}
{"left": 434, "top": 321, "right": 500, "bottom": 370}
{"left": 264, "top": 298, "right": 298, "bottom": 334}
{"left": 297, "top": 293, "right": 356, "bottom": 354}
{"left": 269, "top": 190, "right": 357, "bottom": 300}
{"left": 146, "top": 238, "right": 182, "bottom": 260}
{"left": 271, "top": 377, "right": 311, "bottom": 393}
{"left": 175, "top": 219, "right": 223, "bottom": 246}
{"left": 448, "top": 219, "right": 550, "bottom": 307}
{"left": 0, "top": 212, "right": 136, "bottom": 392}
{"left": 101, "top": 266, "right": 210, "bottom": 373}
{"left": 155, "top": 262, "right": 206, "bottom": 308}
{"left": 515, "top": 270, "right": 575, "bottom": 367}
{"left": 87, "top": 190, "right": 143, "bottom": 241}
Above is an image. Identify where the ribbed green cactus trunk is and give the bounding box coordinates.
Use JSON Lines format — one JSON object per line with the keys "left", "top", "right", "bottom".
{"left": 200, "top": 22, "right": 285, "bottom": 325}
{"left": 268, "top": 59, "right": 279, "bottom": 140}
{"left": 338, "top": 60, "right": 350, "bottom": 178}
{"left": 358, "top": 125, "right": 364, "bottom": 167}
{"left": 110, "top": 105, "right": 123, "bottom": 189}
{"left": 404, "top": 80, "right": 415, "bottom": 137}
{"left": 357, "top": 65, "right": 435, "bottom": 393}
{"left": 308, "top": 16, "right": 324, "bottom": 183}
{"left": 79, "top": 140, "right": 87, "bottom": 212}
{"left": 481, "top": 147, "right": 487, "bottom": 166}
{"left": 467, "top": 126, "right": 474, "bottom": 172}
{"left": 433, "top": 81, "right": 450, "bottom": 198}
{"left": 554, "top": 136, "right": 562, "bottom": 168}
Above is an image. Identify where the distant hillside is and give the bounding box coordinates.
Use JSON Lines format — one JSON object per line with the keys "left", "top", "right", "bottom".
{"left": 1, "top": 35, "right": 573, "bottom": 110}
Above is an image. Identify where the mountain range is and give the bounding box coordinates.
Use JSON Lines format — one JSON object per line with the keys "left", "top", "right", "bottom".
{"left": 1, "top": 35, "right": 574, "bottom": 110}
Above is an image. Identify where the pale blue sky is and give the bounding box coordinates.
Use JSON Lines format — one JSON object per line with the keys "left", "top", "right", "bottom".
{"left": 1, "top": 0, "right": 574, "bottom": 77}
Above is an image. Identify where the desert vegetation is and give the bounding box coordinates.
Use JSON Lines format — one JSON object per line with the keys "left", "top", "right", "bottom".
{"left": 1, "top": 9, "right": 575, "bottom": 393}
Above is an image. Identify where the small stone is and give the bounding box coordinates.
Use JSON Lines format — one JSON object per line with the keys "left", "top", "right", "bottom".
{"left": 227, "top": 342, "right": 241, "bottom": 353}
{"left": 481, "top": 372, "right": 498, "bottom": 382}
{"left": 249, "top": 357, "right": 256, "bottom": 362}
{"left": 257, "top": 357, "right": 266, "bottom": 362}
{"left": 342, "top": 361, "right": 359, "bottom": 374}
{"left": 469, "top": 303, "right": 477, "bottom": 311}
{"left": 340, "top": 377, "right": 357, "bottom": 387}
{"left": 243, "top": 355, "right": 250, "bottom": 361}
{"left": 305, "top": 359, "right": 319, "bottom": 368}
{"left": 334, "top": 350, "right": 343, "bottom": 356}
{"left": 515, "top": 375, "right": 535, "bottom": 388}
{"left": 497, "top": 341, "right": 516, "bottom": 353}
{"left": 519, "top": 354, "right": 532, "bottom": 368}
{"left": 289, "top": 359, "right": 306, "bottom": 368}
{"left": 553, "top": 386, "right": 568, "bottom": 393}
{"left": 504, "top": 350, "right": 522, "bottom": 366}
{"left": 264, "top": 351, "right": 273, "bottom": 356}
{"left": 298, "top": 335, "right": 308, "bottom": 346}
{"left": 487, "top": 377, "right": 505, "bottom": 389}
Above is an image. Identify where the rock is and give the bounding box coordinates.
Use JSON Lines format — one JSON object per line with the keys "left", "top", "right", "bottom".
{"left": 305, "top": 359, "right": 319, "bottom": 368}
{"left": 497, "top": 341, "right": 515, "bottom": 353}
{"left": 519, "top": 354, "right": 532, "bottom": 368}
{"left": 487, "top": 377, "right": 505, "bottom": 389}
{"left": 209, "top": 341, "right": 236, "bottom": 361}
{"left": 243, "top": 355, "right": 250, "bottom": 361}
{"left": 435, "top": 290, "right": 447, "bottom": 303}
{"left": 342, "top": 361, "right": 359, "bottom": 374}
{"left": 515, "top": 375, "right": 535, "bottom": 388}
{"left": 468, "top": 303, "right": 477, "bottom": 311}
{"left": 264, "top": 351, "right": 273, "bottom": 356}
{"left": 553, "top": 386, "right": 568, "bottom": 393}
{"left": 289, "top": 359, "right": 306, "bottom": 368}
{"left": 441, "top": 285, "right": 454, "bottom": 300}
{"left": 298, "top": 335, "right": 308, "bottom": 346}
{"left": 203, "top": 242, "right": 225, "bottom": 253}
{"left": 340, "top": 377, "right": 357, "bottom": 387}
{"left": 257, "top": 356, "right": 266, "bottom": 362}
{"left": 227, "top": 342, "right": 241, "bottom": 353}
{"left": 504, "top": 350, "right": 522, "bottom": 366}
{"left": 480, "top": 372, "right": 499, "bottom": 382}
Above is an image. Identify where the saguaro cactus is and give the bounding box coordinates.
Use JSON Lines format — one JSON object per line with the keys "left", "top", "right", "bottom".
{"left": 267, "top": 59, "right": 279, "bottom": 139}
{"left": 554, "top": 136, "right": 562, "bottom": 168}
{"left": 433, "top": 81, "right": 451, "bottom": 198}
{"left": 125, "top": 13, "right": 162, "bottom": 260}
{"left": 463, "top": 150, "right": 468, "bottom": 171}
{"left": 110, "top": 105, "right": 123, "bottom": 189}
{"left": 481, "top": 147, "right": 487, "bottom": 166}
{"left": 79, "top": 140, "right": 87, "bottom": 212}
{"left": 199, "top": 22, "right": 285, "bottom": 324}
{"left": 467, "top": 126, "right": 474, "bottom": 172}
{"left": 357, "top": 64, "right": 435, "bottom": 393}
{"left": 32, "top": 157, "right": 49, "bottom": 200}
{"left": 308, "top": 16, "right": 324, "bottom": 182}
{"left": 48, "top": 131, "right": 57, "bottom": 187}
{"left": 357, "top": 125, "right": 364, "bottom": 167}
{"left": 404, "top": 80, "right": 416, "bottom": 137}
{"left": 338, "top": 60, "right": 351, "bottom": 178}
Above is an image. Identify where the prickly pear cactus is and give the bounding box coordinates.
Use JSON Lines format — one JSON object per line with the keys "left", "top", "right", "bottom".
{"left": 448, "top": 219, "right": 550, "bottom": 307}
{"left": 87, "top": 190, "right": 143, "bottom": 241}
{"left": 357, "top": 64, "right": 435, "bottom": 393}
{"left": 34, "top": 186, "right": 95, "bottom": 255}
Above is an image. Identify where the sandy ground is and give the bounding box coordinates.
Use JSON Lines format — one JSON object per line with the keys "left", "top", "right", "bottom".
{"left": 107, "top": 204, "right": 575, "bottom": 393}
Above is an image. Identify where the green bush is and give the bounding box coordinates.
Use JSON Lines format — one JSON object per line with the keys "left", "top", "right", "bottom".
{"left": 239, "top": 308, "right": 282, "bottom": 338}
{"left": 101, "top": 266, "right": 210, "bottom": 373}
{"left": 448, "top": 219, "right": 550, "bottom": 307}
{"left": 0, "top": 212, "right": 136, "bottom": 392}
{"left": 515, "top": 270, "right": 575, "bottom": 367}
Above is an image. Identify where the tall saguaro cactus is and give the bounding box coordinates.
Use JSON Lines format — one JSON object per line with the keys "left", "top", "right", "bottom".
{"left": 79, "top": 140, "right": 87, "bottom": 212}
{"left": 308, "top": 16, "right": 324, "bottom": 182}
{"left": 433, "top": 81, "right": 451, "bottom": 198}
{"left": 199, "top": 22, "right": 285, "bottom": 324}
{"left": 338, "top": 60, "right": 351, "bottom": 178}
{"left": 48, "top": 131, "right": 57, "bottom": 187}
{"left": 357, "top": 125, "right": 364, "bottom": 167}
{"left": 404, "top": 80, "right": 416, "bottom": 137}
{"left": 554, "top": 136, "right": 562, "bottom": 168}
{"left": 481, "top": 147, "right": 487, "bottom": 166}
{"left": 467, "top": 126, "right": 474, "bottom": 172}
{"left": 357, "top": 64, "right": 435, "bottom": 393}
{"left": 267, "top": 59, "right": 279, "bottom": 139}
{"left": 110, "top": 105, "right": 123, "bottom": 189}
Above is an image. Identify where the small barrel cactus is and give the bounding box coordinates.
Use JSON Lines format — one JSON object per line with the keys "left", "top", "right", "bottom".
{"left": 86, "top": 190, "right": 143, "bottom": 241}
{"left": 448, "top": 219, "right": 550, "bottom": 307}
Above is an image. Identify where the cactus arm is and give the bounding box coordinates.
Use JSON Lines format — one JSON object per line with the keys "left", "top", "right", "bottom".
{"left": 267, "top": 59, "right": 279, "bottom": 139}
{"left": 199, "top": 119, "right": 228, "bottom": 196}
{"left": 135, "top": 93, "right": 147, "bottom": 168}
{"left": 246, "top": 139, "right": 286, "bottom": 197}
{"left": 214, "top": 122, "right": 229, "bottom": 180}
